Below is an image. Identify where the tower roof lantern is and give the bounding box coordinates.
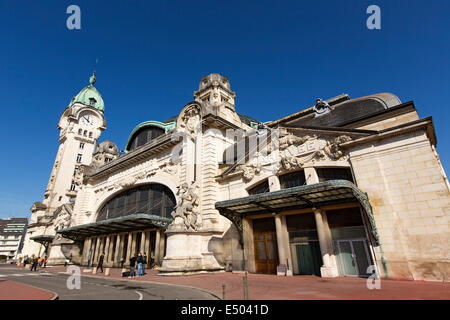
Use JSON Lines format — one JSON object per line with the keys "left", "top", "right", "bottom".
{"left": 69, "top": 72, "right": 104, "bottom": 112}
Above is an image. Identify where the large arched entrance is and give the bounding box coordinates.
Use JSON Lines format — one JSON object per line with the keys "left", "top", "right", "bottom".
{"left": 58, "top": 183, "right": 176, "bottom": 269}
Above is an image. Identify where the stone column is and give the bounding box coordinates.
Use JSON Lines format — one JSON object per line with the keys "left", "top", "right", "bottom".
{"left": 159, "top": 230, "right": 166, "bottom": 263}
{"left": 145, "top": 231, "right": 151, "bottom": 266}
{"left": 113, "top": 234, "right": 122, "bottom": 267}
{"left": 280, "top": 215, "right": 293, "bottom": 273}
{"left": 140, "top": 231, "right": 146, "bottom": 254}
{"left": 125, "top": 233, "right": 132, "bottom": 266}
{"left": 321, "top": 211, "right": 339, "bottom": 271}
{"left": 93, "top": 237, "right": 101, "bottom": 265}
{"left": 154, "top": 229, "right": 161, "bottom": 265}
{"left": 104, "top": 236, "right": 111, "bottom": 264}
{"left": 313, "top": 209, "right": 338, "bottom": 277}
{"left": 81, "top": 238, "right": 90, "bottom": 265}
{"left": 274, "top": 214, "right": 287, "bottom": 275}
{"left": 108, "top": 235, "right": 115, "bottom": 267}
{"left": 130, "top": 232, "right": 137, "bottom": 257}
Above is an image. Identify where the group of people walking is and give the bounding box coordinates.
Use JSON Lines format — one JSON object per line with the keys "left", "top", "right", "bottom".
{"left": 128, "top": 252, "right": 147, "bottom": 278}
{"left": 23, "top": 255, "right": 48, "bottom": 271}
{"left": 95, "top": 252, "right": 148, "bottom": 278}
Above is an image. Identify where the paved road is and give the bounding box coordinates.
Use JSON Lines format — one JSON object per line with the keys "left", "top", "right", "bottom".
{"left": 0, "top": 267, "right": 217, "bottom": 300}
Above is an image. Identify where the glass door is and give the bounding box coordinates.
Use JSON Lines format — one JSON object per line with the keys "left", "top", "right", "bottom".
{"left": 335, "top": 239, "right": 372, "bottom": 277}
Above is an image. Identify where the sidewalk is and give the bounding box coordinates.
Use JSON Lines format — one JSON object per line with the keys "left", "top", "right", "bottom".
{"left": 0, "top": 279, "right": 57, "bottom": 300}
{"left": 30, "top": 265, "right": 450, "bottom": 300}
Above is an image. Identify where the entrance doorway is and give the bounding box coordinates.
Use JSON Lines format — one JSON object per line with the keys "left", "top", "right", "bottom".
{"left": 334, "top": 239, "right": 372, "bottom": 277}
{"left": 254, "top": 232, "right": 278, "bottom": 274}
{"left": 293, "top": 241, "right": 322, "bottom": 276}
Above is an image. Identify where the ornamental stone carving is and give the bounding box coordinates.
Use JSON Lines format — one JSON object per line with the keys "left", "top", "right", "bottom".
{"left": 180, "top": 106, "right": 201, "bottom": 138}
{"left": 239, "top": 163, "right": 261, "bottom": 182}
{"left": 169, "top": 181, "right": 202, "bottom": 231}
{"left": 315, "top": 135, "right": 352, "bottom": 160}
{"left": 53, "top": 208, "right": 71, "bottom": 231}
{"left": 74, "top": 166, "right": 84, "bottom": 186}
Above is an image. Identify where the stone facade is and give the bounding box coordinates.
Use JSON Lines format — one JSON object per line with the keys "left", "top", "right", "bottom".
{"left": 20, "top": 73, "right": 449, "bottom": 282}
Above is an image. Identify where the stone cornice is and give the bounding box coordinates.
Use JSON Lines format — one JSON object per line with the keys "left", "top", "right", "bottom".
{"left": 85, "top": 132, "right": 181, "bottom": 180}
{"left": 340, "top": 117, "right": 436, "bottom": 149}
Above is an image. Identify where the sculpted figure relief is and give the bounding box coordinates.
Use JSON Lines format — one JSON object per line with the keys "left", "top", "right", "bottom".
{"left": 170, "top": 182, "right": 201, "bottom": 231}
{"left": 53, "top": 209, "right": 71, "bottom": 231}
{"left": 180, "top": 106, "right": 201, "bottom": 138}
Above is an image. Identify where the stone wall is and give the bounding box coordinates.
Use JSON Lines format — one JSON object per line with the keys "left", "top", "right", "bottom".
{"left": 349, "top": 130, "right": 450, "bottom": 281}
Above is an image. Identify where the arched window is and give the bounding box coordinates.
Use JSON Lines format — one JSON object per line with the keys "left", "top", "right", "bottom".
{"left": 78, "top": 128, "right": 82, "bottom": 135}
{"left": 128, "top": 126, "right": 165, "bottom": 151}
{"left": 96, "top": 184, "right": 176, "bottom": 221}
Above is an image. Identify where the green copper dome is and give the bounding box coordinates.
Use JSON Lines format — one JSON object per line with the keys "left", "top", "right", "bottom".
{"left": 69, "top": 72, "right": 105, "bottom": 112}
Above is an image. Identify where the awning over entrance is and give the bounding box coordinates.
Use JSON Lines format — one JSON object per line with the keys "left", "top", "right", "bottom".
{"left": 30, "top": 234, "right": 54, "bottom": 245}
{"left": 215, "top": 180, "right": 379, "bottom": 245}
{"left": 56, "top": 213, "right": 172, "bottom": 241}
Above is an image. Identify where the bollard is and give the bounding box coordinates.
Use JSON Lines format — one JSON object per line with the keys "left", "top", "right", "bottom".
{"left": 105, "top": 268, "right": 110, "bottom": 276}
{"left": 243, "top": 271, "right": 249, "bottom": 300}
{"left": 222, "top": 284, "right": 226, "bottom": 300}
{"left": 92, "top": 267, "right": 97, "bottom": 274}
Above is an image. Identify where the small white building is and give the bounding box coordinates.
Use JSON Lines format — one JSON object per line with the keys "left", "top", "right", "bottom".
{"left": 0, "top": 218, "right": 28, "bottom": 263}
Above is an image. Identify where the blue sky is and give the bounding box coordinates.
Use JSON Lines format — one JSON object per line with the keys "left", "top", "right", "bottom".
{"left": 0, "top": 0, "right": 449, "bottom": 219}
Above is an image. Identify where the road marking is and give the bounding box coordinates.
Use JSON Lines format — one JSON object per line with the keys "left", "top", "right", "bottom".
{"left": 135, "top": 290, "right": 143, "bottom": 300}
{"left": 0, "top": 275, "right": 5, "bottom": 277}
{"left": 11, "top": 274, "right": 26, "bottom": 277}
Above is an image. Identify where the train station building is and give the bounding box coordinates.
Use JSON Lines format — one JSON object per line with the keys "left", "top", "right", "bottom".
{"left": 20, "top": 73, "right": 449, "bottom": 281}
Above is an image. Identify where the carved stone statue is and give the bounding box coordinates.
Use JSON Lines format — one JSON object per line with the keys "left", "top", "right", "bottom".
{"left": 180, "top": 106, "right": 201, "bottom": 138}
{"left": 170, "top": 182, "right": 201, "bottom": 231}
{"left": 313, "top": 98, "right": 334, "bottom": 115}
{"left": 53, "top": 208, "right": 71, "bottom": 231}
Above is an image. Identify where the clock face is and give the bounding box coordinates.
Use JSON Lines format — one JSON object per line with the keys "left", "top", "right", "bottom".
{"left": 79, "top": 112, "right": 97, "bottom": 128}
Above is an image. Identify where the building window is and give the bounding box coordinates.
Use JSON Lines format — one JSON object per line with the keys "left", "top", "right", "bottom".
{"left": 76, "top": 154, "right": 82, "bottom": 163}
{"left": 83, "top": 130, "right": 87, "bottom": 137}
{"left": 73, "top": 168, "right": 77, "bottom": 176}
{"left": 79, "top": 142, "right": 84, "bottom": 149}
{"left": 89, "top": 132, "right": 93, "bottom": 138}
{"left": 70, "top": 181, "right": 76, "bottom": 191}
{"left": 78, "top": 128, "right": 82, "bottom": 135}
{"left": 97, "top": 183, "right": 176, "bottom": 221}
{"left": 128, "top": 126, "right": 165, "bottom": 151}
{"left": 317, "top": 168, "right": 354, "bottom": 183}
{"left": 59, "top": 196, "right": 62, "bottom": 201}
{"left": 89, "top": 98, "right": 97, "bottom": 107}
{"left": 279, "top": 170, "right": 306, "bottom": 189}
{"left": 248, "top": 180, "right": 270, "bottom": 195}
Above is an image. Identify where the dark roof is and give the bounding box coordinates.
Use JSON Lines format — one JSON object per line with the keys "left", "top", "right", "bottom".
{"left": 268, "top": 93, "right": 402, "bottom": 128}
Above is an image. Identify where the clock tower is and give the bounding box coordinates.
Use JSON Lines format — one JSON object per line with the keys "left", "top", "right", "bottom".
{"left": 44, "top": 72, "right": 106, "bottom": 211}
{"left": 21, "top": 73, "right": 106, "bottom": 260}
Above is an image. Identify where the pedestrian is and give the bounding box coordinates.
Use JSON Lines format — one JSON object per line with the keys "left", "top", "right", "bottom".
{"left": 137, "top": 253, "right": 143, "bottom": 277}
{"left": 44, "top": 256, "right": 48, "bottom": 268}
{"left": 30, "top": 257, "right": 38, "bottom": 272}
{"left": 129, "top": 253, "right": 137, "bottom": 278}
{"left": 23, "top": 256, "right": 28, "bottom": 267}
{"left": 98, "top": 252, "right": 105, "bottom": 273}
{"left": 38, "top": 256, "right": 43, "bottom": 267}
{"left": 142, "top": 252, "right": 147, "bottom": 275}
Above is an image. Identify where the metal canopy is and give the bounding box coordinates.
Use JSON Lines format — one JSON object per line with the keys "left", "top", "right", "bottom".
{"left": 215, "top": 179, "right": 379, "bottom": 245}
{"left": 56, "top": 213, "right": 172, "bottom": 241}
{"left": 30, "top": 234, "right": 54, "bottom": 245}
